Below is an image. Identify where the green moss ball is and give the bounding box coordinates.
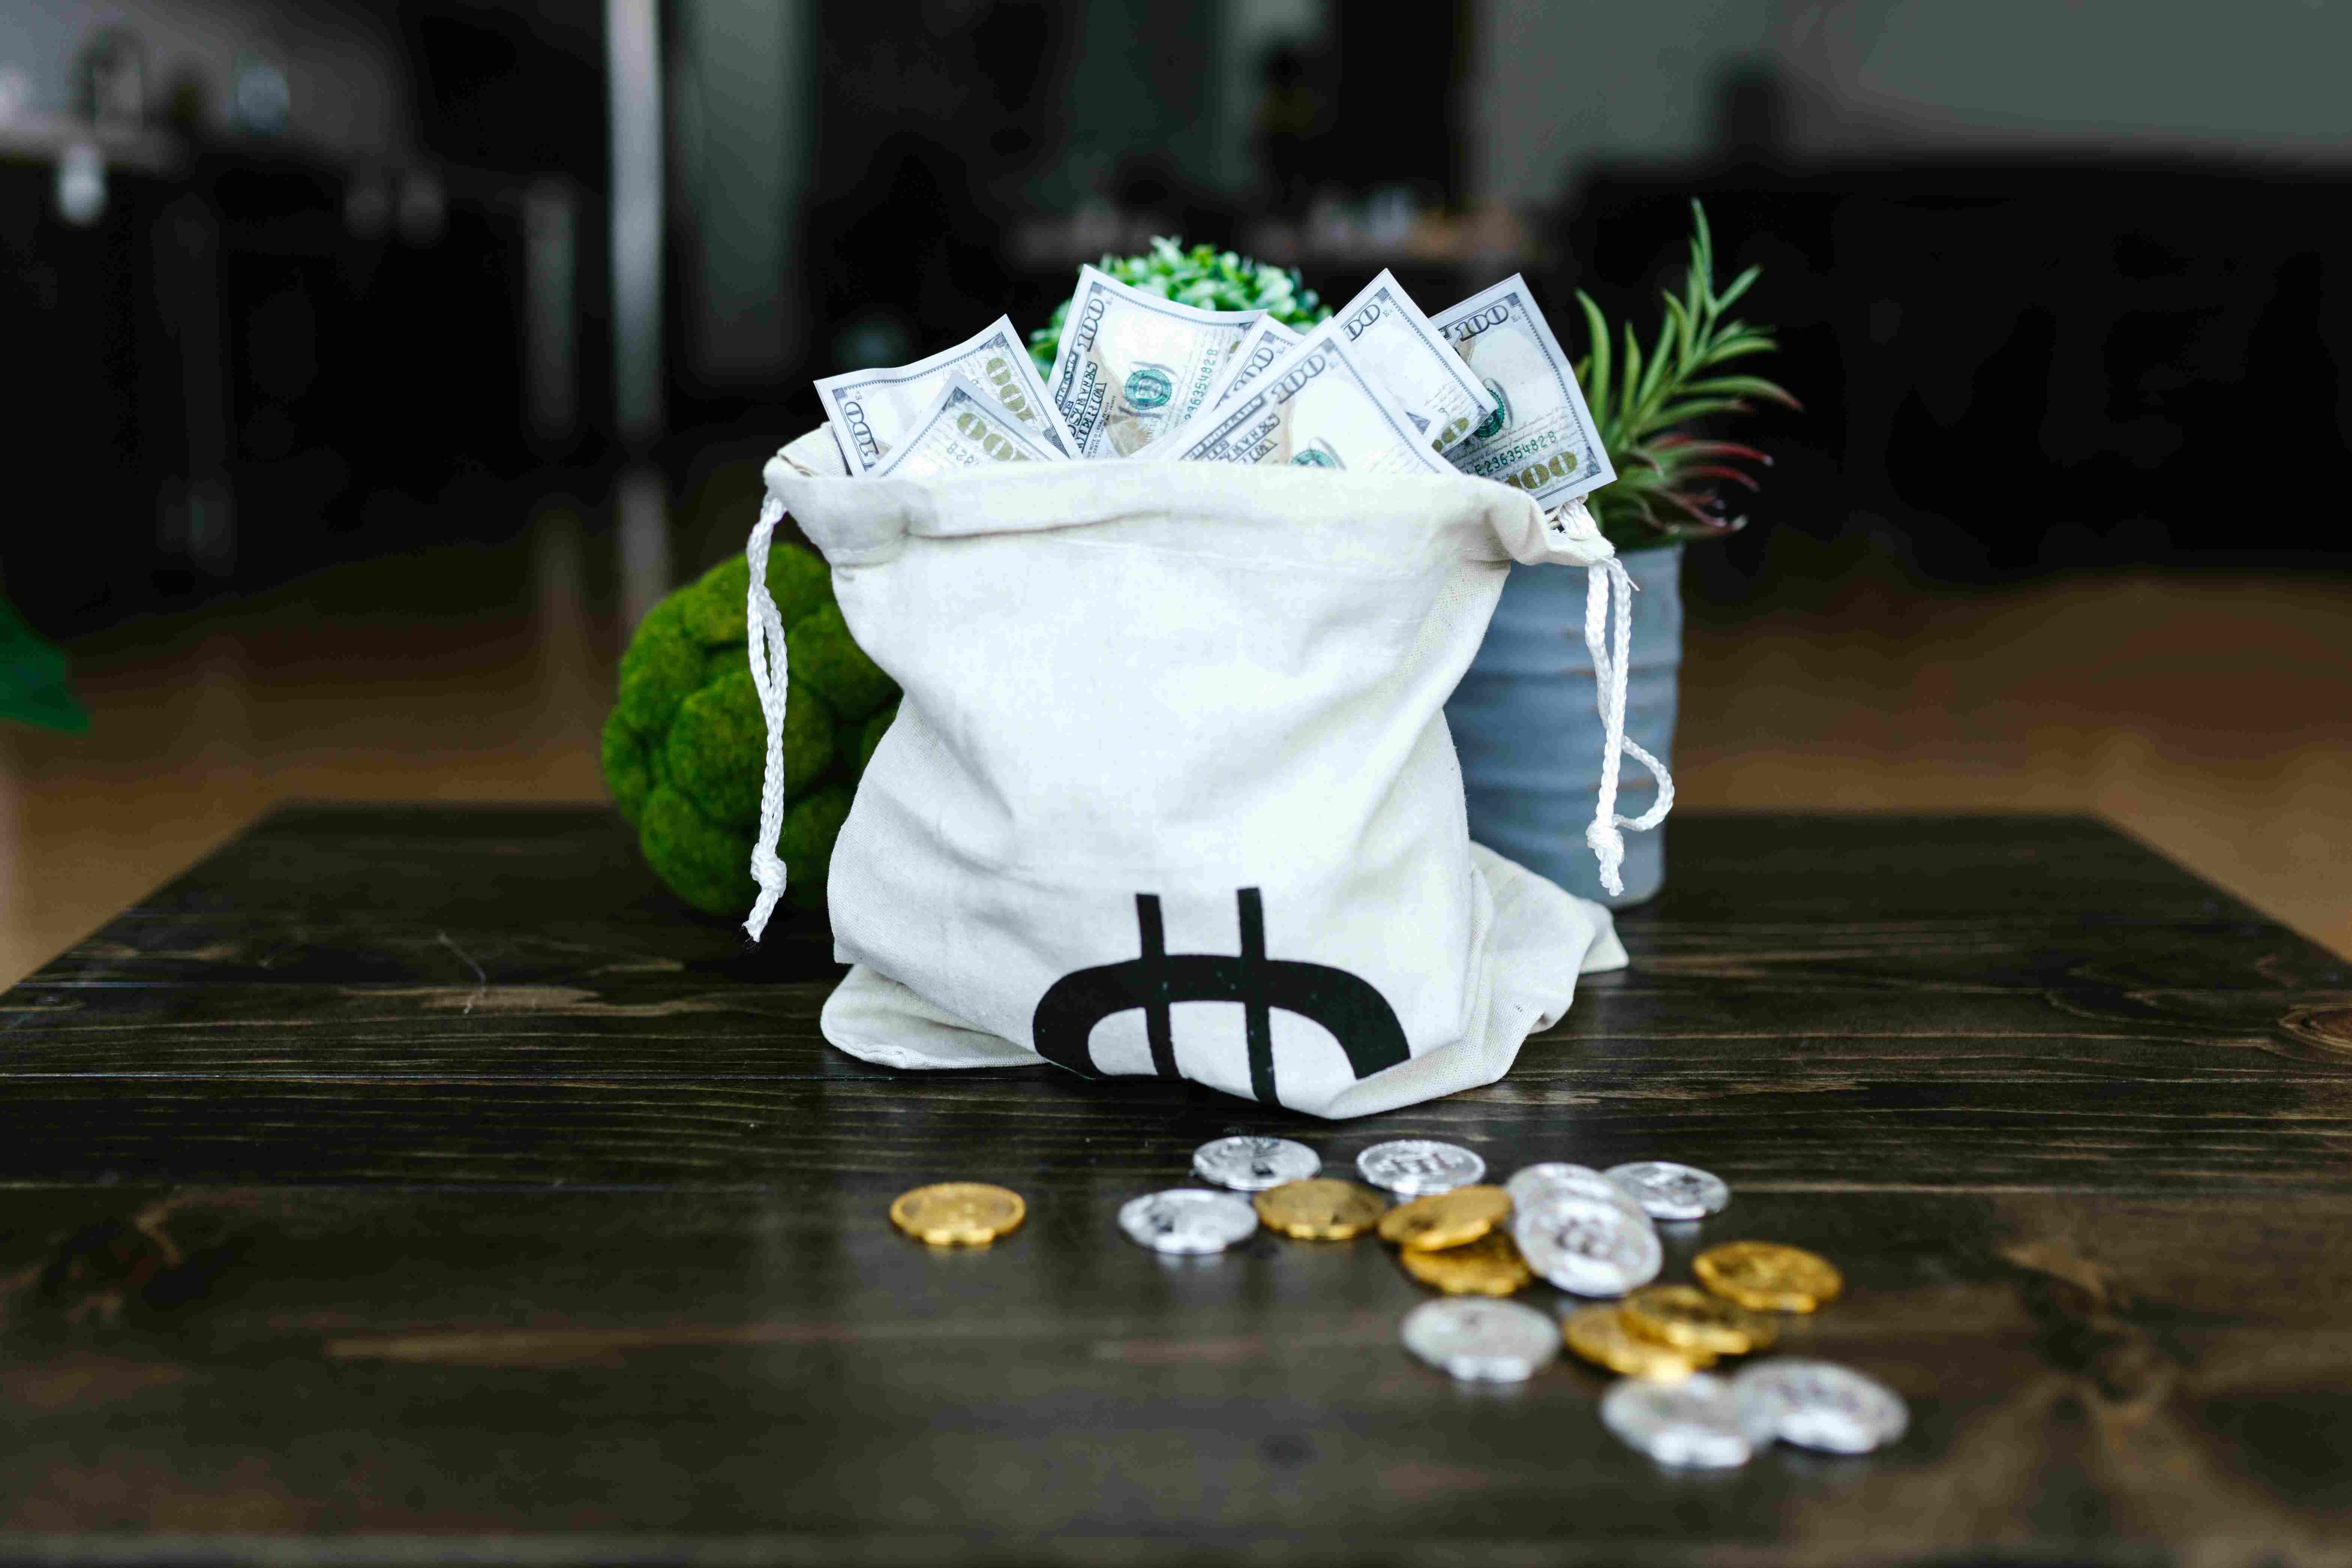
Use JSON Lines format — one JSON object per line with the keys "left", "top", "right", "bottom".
{"left": 599, "top": 540, "right": 896, "bottom": 918}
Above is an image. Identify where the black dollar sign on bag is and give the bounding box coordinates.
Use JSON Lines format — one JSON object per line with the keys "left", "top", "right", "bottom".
{"left": 1032, "top": 888, "right": 1409, "bottom": 1105}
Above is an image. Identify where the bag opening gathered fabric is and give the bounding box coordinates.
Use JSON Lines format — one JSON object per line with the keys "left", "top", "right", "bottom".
{"left": 742, "top": 425, "right": 1664, "bottom": 1119}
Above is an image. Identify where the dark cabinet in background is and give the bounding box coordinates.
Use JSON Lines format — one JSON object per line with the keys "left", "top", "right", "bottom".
{"left": 3, "top": 145, "right": 555, "bottom": 638}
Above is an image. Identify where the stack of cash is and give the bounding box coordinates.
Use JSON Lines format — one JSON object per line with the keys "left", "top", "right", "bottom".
{"left": 810, "top": 267, "right": 1615, "bottom": 514}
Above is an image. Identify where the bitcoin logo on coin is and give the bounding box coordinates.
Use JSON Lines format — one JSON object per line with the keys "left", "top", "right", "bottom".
{"left": 1400, "top": 1297, "right": 1559, "bottom": 1382}
{"left": 1377, "top": 1185, "right": 1511, "bottom": 1251}
{"left": 1605, "top": 1161, "right": 1731, "bottom": 1221}
{"left": 1357, "top": 1139, "right": 1486, "bottom": 1196}
{"left": 1621, "top": 1284, "right": 1778, "bottom": 1357}
{"left": 1253, "top": 1178, "right": 1386, "bottom": 1240}
{"left": 1118, "top": 1189, "right": 1258, "bottom": 1255}
{"left": 889, "top": 1183, "right": 1026, "bottom": 1246}
{"left": 1729, "top": 1358, "right": 1908, "bottom": 1454}
{"left": 1191, "top": 1135, "right": 1320, "bottom": 1192}
{"left": 1512, "top": 1194, "right": 1662, "bottom": 1296}
{"left": 1563, "top": 1305, "right": 1715, "bottom": 1381}
{"left": 1398, "top": 1232, "right": 1531, "bottom": 1296}
{"left": 1695, "top": 1241, "right": 1844, "bottom": 1312}
{"left": 1600, "top": 1373, "right": 1766, "bottom": 1468}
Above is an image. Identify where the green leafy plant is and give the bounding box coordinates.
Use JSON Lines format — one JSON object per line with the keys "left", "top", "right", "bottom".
{"left": 1575, "top": 201, "right": 1799, "bottom": 549}
{"left": 601, "top": 548, "right": 897, "bottom": 916}
{"left": 0, "top": 590, "right": 88, "bottom": 733}
{"left": 1028, "top": 238, "right": 1330, "bottom": 376}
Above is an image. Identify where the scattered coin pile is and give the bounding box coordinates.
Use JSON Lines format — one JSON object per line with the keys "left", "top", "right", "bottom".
{"left": 890, "top": 1135, "right": 1906, "bottom": 1468}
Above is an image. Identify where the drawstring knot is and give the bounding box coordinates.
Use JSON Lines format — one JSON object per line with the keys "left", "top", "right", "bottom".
{"left": 1581, "top": 551, "right": 1674, "bottom": 898}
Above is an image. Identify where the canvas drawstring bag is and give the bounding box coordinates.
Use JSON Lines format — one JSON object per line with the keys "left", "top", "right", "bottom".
{"left": 738, "top": 425, "right": 1669, "bottom": 1119}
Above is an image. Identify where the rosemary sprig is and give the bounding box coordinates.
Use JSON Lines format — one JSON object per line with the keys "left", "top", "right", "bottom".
{"left": 1575, "top": 201, "right": 1798, "bottom": 549}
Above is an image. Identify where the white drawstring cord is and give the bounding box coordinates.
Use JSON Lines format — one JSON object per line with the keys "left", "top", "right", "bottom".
{"left": 1582, "top": 553, "right": 1675, "bottom": 897}
{"left": 743, "top": 489, "right": 792, "bottom": 940}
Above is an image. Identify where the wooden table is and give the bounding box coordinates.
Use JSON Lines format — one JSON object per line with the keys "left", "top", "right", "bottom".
{"left": 3, "top": 806, "right": 2348, "bottom": 1565}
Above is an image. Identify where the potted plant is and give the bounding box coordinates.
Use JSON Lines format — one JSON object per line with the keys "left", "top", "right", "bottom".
{"left": 1445, "top": 202, "right": 1795, "bottom": 905}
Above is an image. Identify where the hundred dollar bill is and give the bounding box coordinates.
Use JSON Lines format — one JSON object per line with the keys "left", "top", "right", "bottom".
{"left": 1327, "top": 269, "right": 1499, "bottom": 453}
{"left": 1046, "top": 266, "right": 1261, "bottom": 458}
{"left": 1204, "top": 315, "right": 1305, "bottom": 408}
{"left": 816, "top": 317, "right": 1079, "bottom": 474}
{"left": 1431, "top": 274, "right": 1616, "bottom": 506}
{"left": 1213, "top": 315, "right": 1308, "bottom": 404}
{"left": 870, "top": 377, "right": 1065, "bottom": 480}
{"left": 1130, "top": 317, "right": 1303, "bottom": 460}
{"left": 1154, "top": 328, "right": 1453, "bottom": 476}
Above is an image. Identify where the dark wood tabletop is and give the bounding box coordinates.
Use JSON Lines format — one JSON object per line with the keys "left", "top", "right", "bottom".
{"left": 3, "top": 804, "right": 2348, "bottom": 1565}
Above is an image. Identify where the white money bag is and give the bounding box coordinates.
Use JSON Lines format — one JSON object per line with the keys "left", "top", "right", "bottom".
{"left": 741, "top": 425, "right": 1667, "bottom": 1119}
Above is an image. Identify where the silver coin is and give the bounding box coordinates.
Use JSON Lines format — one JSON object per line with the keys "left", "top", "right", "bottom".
{"left": 1511, "top": 1194, "right": 1663, "bottom": 1296}
{"left": 1192, "top": 1135, "right": 1321, "bottom": 1192}
{"left": 1117, "top": 1189, "right": 1260, "bottom": 1255}
{"left": 1601, "top": 1373, "right": 1770, "bottom": 1468}
{"left": 1399, "top": 1297, "right": 1560, "bottom": 1382}
{"left": 1605, "top": 1160, "right": 1731, "bottom": 1221}
{"left": 1357, "top": 1139, "right": 1486, "bottom": 1196}
{"left": 1507, "top": 1162, "right": 1653, "bottom": 1223}
{"left": 1730, "top": 1359, "right": 1909, "bottom": 1454}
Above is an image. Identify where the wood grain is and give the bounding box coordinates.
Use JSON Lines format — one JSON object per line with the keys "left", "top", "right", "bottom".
{"left": 2, "top": 805, "right": 2348, "bottom": 1564}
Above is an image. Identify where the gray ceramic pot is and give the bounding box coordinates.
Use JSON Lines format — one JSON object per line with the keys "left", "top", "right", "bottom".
{"left": 1445, "top": 544, "right": 1682, "bottom": 907}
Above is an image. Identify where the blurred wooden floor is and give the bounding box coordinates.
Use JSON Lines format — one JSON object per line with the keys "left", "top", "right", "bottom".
{"left": 4, "top": 516, "right": 2346, "bottom": 986}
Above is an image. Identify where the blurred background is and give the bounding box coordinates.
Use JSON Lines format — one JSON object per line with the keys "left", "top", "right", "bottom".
{"left": 2, "top": 0, "right": 2346, "bottom": 979}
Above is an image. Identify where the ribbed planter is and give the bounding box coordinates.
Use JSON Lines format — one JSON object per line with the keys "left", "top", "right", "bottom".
{"left": 1446, "top": 544, "right": 1682, "bottom": 907}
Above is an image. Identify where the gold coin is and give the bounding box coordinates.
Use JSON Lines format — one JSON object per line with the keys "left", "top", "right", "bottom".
{"left": 1563, "top": 1305, "right": 1716, "bottom": 1380}
{"left": 1252, "top": 1179, "right": 1386, "bottom": 1240}
{"left": 1377, "top": 1184, "right": 1512, "bottom": 1251}
{"left": 1398, "top": 1231, "right": 1532, "bottom": 1296}
{"left": 1621, "top": 1284, "right": 1779, "bottom": 1356}
{"left": 1694, "top": 1240, "right": 1844, "bottom": 1312}
{"left": 889, "top": 1182, "right": 1026, "bottom": 1246}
